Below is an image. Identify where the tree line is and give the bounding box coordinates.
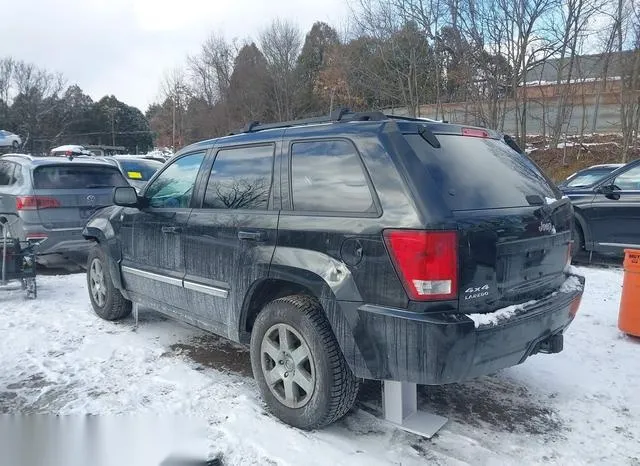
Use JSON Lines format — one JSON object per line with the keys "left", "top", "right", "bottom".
{"left": 149, "top": 0, "right": 640, "bottom": 159}
{"left": 2, "top": 0, "right": 638, "bottom": 158}
{"left": 0, "top": 58, "right": 152, "bottom": 154}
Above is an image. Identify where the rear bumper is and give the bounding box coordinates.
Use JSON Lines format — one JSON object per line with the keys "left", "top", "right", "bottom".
{"left": 20, "top": 225, "right": 92, "bottom": 255}
{"left": 344, "top": 273, "right": 585, "bottom": 385}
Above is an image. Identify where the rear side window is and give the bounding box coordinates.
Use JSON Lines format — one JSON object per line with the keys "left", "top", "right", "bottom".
{"left": 0, "top": 161, "right": 20, "bottom": 186}
{"left": 118, "top": 159, "right": 163, "bottom": 181}
{"left": 203, "top": 144, "right": 274, "bottom": 210}
{"left": 291, "top": 140, "right": 375, "bottom": 213}
{"left": 404, "top": 134, "right": 556, "bottom": 211}
{"left": 33, "top": 165, "right": 128, "bottom": 189}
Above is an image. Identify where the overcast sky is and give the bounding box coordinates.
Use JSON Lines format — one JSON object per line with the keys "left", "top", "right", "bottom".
{"left": 1, "top": 0, "right": 351, "bottom": 112}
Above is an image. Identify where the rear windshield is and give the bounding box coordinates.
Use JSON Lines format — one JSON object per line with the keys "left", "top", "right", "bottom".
{"left": 118, "top": 159, "right": 162, "bottom": 181}
{"left": 33, "top": 165, "right": 128, "bottom": 189}
{"left": 405, "top": 133, "right": 556, "bottom": 211}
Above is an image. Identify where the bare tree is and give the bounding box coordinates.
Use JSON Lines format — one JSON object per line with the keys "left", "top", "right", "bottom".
{"left": 260, "top": 19, "right": 302, "bottom": 120}
{"left": 7, "top": 60, "right": 66, "bottom": 150}
{"left": 161, "top": 68, "right": 191, "bottom": 149}
{"left": 615, "top": 0, "right": 640, "bottom": 162}
{"left": 546, "top": 0, "right": 603, "bottom": 147}
{"left": 188, "top": 33, "right": 235, "bottom": 107}
{"left": 0, "top": 58, "right": 14, "bottom": 105}
{"left": 349, "top": 0, "right": 439, "bottom": 117}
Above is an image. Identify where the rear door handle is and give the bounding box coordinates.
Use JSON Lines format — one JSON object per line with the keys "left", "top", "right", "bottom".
{"left": 238, "top": 230, "right": 266, "bottom": 241}
{"left": 161, "top": 226, "right": 181, "bottom": 234}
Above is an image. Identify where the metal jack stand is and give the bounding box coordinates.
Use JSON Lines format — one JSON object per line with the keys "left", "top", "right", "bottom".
{"left": 132, "top": 303, "right": 139, "bottom": 331}
{"left": 383, "top": 381, "right": 448, "bottom": 438}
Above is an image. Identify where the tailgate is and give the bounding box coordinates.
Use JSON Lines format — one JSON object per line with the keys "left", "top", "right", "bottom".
{"left": 456, "top": 201, "right": 573, "bottom": 314}
{"left": 31, "top": 164, "right": 128, "bottom": 228}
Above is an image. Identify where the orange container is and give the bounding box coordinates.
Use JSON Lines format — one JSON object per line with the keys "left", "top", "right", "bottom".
{"left": 619, "top": 249, "right": 640, "bottom": 337}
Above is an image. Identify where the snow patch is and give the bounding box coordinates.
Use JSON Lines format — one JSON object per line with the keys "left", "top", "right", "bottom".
{"left": 559, "top": 275, "right": 584, "bottom": 293}
{"left": 1, "top": 267, "right": 638, "bottom": 466}
{"left": 466, "top": 300, "right": 537, "bottom": 328}
{"left": 466, "top": 274, "right": 584, "bottom": 328}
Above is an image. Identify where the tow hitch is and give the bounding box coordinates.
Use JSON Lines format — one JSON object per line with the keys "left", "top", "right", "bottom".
{"left": 537, "top": 333, "right": 564, "bottom": 354}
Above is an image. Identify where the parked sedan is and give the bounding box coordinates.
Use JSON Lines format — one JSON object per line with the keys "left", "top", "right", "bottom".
{"left": 559, "top": 163, "right": 624, "bottom": 189}
{"left": 96, "top": 156, "right": 164, "bottom": 193}
{"left": 0, "top": 130, "right": 21, "bottom": 149}
{"left": 562, "top": 159, "right": 640, "bottom": 257}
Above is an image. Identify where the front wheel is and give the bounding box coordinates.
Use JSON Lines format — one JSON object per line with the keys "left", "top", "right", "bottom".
{"left": 250, "top": 295, "right": 359, "bottom": 430}
{"left": 87, "top": 246, "right": 131, "bottom": 320}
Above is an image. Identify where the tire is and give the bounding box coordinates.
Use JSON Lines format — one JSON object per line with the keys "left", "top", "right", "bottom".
{"left": 250, "top": 295, "right": 359, "bottom": 430}
{"left": 86, "top": 246, "right": 132, "bottom": 321}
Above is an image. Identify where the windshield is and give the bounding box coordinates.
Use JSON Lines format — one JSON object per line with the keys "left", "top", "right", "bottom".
{"left": 565, "top": 169, "right": 615, "bottom": 188}
{"left": 405, "top": 133, "right": 556, "bottom": 211}
{"left": 33, "top": 165, "right": 128, "bottom": 189}
{"left": 118, "top": 159, "right": 163, "bottom": 182}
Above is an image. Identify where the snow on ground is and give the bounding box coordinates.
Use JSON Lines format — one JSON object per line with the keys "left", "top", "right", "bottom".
{"left": 1, "top": 267, "right": 639, "bottom": 465}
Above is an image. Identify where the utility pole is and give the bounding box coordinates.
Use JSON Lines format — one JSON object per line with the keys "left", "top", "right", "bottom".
{"left": 172, "top": 97, "right": 176, "bottom": 150}
{"left": 111, "top": 112, "right": 115, "bottom": 146}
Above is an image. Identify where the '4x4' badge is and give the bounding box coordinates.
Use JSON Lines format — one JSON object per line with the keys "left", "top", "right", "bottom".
{"left": 464, "top": 284, "right": 490, "bottom": 300}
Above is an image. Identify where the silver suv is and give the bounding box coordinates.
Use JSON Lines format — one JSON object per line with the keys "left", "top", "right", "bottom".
{"left": 0, "top": 154, "right": 129, "bottom": 265}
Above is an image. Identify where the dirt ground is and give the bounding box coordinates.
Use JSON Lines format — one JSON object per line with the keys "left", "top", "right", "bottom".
{"left": 526, "top": 133, "right": 639, "bottom": 182}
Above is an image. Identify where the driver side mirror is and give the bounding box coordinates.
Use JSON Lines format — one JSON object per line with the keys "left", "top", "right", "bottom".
{"left": 113, "top": 186, "right": 140, "bottom": 208}
{"left": 597, "top": 184, "right": 620, "bottom": 200}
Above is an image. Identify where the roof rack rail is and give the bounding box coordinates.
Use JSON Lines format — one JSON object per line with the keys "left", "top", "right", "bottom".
{"left": 229, "top": 107, "right": 389, "bottom": 135}
{"left": 383, "top": 114, "right": 447, "bottom": 123}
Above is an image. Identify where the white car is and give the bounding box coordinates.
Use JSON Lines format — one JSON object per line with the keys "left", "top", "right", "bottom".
{"left": 0, "top": 130, "right": 21, "bottom": 149}
{"left": 49, "top": 145, "right": 94, "bottom": 157}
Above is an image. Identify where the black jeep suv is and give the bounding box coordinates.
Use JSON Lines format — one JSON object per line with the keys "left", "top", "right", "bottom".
{"left": 83, "top": 110, "right": 585, "bottom": 430}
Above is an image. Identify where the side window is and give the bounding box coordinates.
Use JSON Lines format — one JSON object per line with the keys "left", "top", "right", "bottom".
{"left": 291, "top": 140, "right": 375, "bottom": 213}
{"left": 145, "top": 152, "right": 205, "bottom": 208}
{"left": 614, "top": 166, "right": 640, "bottom": 191}
{"left": 203, "top": 145, "right": 274, "bottom": 210}
{"left": 0, "top": 161, "right": 18, "bottom": 186}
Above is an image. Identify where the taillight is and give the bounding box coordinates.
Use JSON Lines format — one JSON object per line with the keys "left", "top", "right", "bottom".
{"left": 26, "top": 233, "right": 48, "bottom": 241}
{"left": 384, "top": 230, "right": 458, "bottom": 301}
{"left": 565, "top": 243, "right": 573, "bottom": 271}
{"left": 569, "top": 295, "right": 582, "bottom": 317}
{"left": 462, "top": 127, "right": 489, "bottom": 138}
{"left": 16, "top": 196, "right": 61, "bottom": 210}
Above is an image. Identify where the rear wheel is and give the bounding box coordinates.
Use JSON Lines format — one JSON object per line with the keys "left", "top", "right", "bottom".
{"left": 87, "top": 246, "right": 131, "bottom": 320}
{"left": 250, "top": 295, "right": 359, "bottom": 430}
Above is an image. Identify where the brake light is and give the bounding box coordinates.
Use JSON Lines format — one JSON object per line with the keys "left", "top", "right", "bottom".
{"left": 384, "top": 230, "right": 458, "bottom": 301}
{"left": 462, "top": 127, "right": 489, "bottom": 138}
{"left": 565, "top": 243, "right": 573, "bottom": 271}
{"left": 26, "top": 233, "right": 48, "bottom": 241}
{"left": 16, "top": 196, "right": 61, "bottom": 210}
{"left": 569, "top": 295, "right": 582, "bottom": 317}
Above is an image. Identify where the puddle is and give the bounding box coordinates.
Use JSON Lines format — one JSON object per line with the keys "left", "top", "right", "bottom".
{"left": 171, "top": 335, "right": 252, "bottom": 377}
{"left": 354, "top": 377, "right": 562, "bottom": 436}
{"left": 417, "top": 376, "right": 563, "bottom": 435}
